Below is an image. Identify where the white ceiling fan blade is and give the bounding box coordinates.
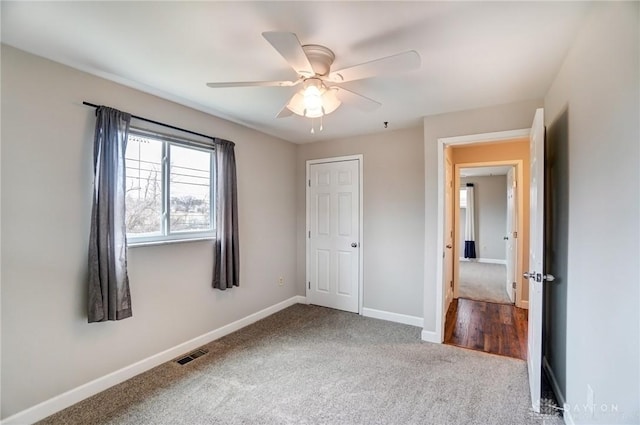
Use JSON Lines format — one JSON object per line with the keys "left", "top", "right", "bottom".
{"left": 206, "top": 80, "right": 300, "bottom": 88}
{"left": 262, "top": 31, "right": 315, "bottom": 77}
{"left": 328, "top": 50, "right": 421, "bottom": 83}
{"left": 334, "top": 87, "right": 381, "bottom": 112}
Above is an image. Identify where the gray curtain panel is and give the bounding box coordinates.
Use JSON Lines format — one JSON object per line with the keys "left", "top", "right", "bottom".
{"left": 88, "top": 106, "right": 133, "bottom": 322}
{"left": 212, "top": 139, "right": 239, "bottom": 290}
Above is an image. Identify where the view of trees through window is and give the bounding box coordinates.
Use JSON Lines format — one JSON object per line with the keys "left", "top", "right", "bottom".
{"left": 169, "top": 145, "right": 211, "bottom": 232}
{"left": 125, "top": 132, "right": 213, "bottom": 240}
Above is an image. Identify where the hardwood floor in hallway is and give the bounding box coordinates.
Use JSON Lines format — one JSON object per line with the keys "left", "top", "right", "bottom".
{"left": 444, "top": 298, "right": 528, "bottom": 360}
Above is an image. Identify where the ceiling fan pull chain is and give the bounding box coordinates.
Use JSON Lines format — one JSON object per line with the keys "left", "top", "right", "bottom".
{"left": 310, "top": 117, "right": 315, "bottom": 134}
{"left": 320, "top": 115, "right": 324, "bottom": 132}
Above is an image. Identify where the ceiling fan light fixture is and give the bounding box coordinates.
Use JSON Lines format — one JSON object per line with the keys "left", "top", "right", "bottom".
{"left": 286, "top": 78, "right": 342, "bottom": 119}
{"left": 303, "top": 84, "right": 323, "bottom": 117}
{"left": 208, "top": 31, "right": 420, "bottom": 134}
{"left": 321, "top": 87, "right": 341, "bottom": 115}
{"left": 304, "top": 108, "right": 324, "bottom": 119}
{"left": 284, "top": 92, "right": 305, "bottom": 116}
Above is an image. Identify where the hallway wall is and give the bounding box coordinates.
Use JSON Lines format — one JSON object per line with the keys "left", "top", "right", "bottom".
{"left": 460, "top": 175, "right": 508, "bottom": 262}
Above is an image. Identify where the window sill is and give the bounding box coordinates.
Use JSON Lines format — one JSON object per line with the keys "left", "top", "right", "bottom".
{"left": 127, "top": 236, "right": 215, "bottom": 248}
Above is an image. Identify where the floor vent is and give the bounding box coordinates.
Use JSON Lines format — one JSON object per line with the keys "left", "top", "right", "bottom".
{"left": 175, "top": 348, "right": 208, "bottom": 365}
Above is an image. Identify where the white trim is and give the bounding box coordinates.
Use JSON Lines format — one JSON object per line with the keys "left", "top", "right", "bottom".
{"left": 357, "top": 157, "right": 364, "bottom": 315}
{"left": 306, "top": 155, "right": 363, "bottom": 165}
{"left": 361, "top": 307, "right": 423, "bottom": 327}
{"left": 438, "top": 129, "right": 530, "bottom": 146}
{"left": 305, "top": 155, "right": 364, "bottom": 315}
{"left": 420, "top": 329, "right": 441, "bottom": 343}
{"left": 543, "top": 356, "right": 573, "bottom": 425}
{"left": 432, "top": 129, "right": 529, "bottom": 345}
{"left": 519, "top": 300, "right": 529, "bottom": 310}
{"left": 459, "top": 258, "right": 507, "bottom": 265}
{"left": 0, "top": 296, "right": 306, "bottom": 425}
{"left": 128, "top": 236, "right": 215, "bottom": 248}
{"left": 432, "top": 135, "right": 446, "bottom": 344}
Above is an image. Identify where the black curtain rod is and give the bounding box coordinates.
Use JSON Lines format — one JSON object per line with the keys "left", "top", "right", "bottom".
{"left": 83, "top": 101, "right": 215, "bottom": 141}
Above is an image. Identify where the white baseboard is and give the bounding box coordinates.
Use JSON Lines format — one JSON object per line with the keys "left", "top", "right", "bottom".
{"left": 361, "top": 307, "right": 423, "bottom": 328}
{"left": 459, "top": 257, "right": 506, "bottom": 265}
{"left": 542, "top": 356, "right": 573, "bottom": 425}
{"left": 359, "top": 308, "right": 438, "bottom": 344}
{"left": 519, "top": 300, "right": 529, "bottom": 309}
{"left": 421, "top": 329, "right": 441, "bottom": 343}
{"left": 1, "top": 295, "right": 307, "bottom": 425}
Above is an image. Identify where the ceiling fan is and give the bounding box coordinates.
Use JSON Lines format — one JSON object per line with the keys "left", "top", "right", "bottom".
{"left": 206, "top": 32, "right": 421, "bottom": 131}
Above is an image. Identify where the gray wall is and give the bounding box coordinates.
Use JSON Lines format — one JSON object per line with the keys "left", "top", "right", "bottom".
{"left": 544, "top": 3, "right": 639, "bottom": 423}
{"left": 3, "top": 2, "right": 639, "bottom": 422}
{"left": 296, "top": 127, "right": 425, "bottom": 318}
{"left": 459, "top": 175, "right": 507, "bottom": 261}
{"left": 1, "top": 46, "right": 298, "bottom": 418}
{"left": 422, "top": 99, "right": 542, "bottom": 332}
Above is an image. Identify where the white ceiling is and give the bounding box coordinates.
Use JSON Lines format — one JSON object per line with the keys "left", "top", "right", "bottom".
{"left": 1, "top": 1, "right": 591, "bottom": 144}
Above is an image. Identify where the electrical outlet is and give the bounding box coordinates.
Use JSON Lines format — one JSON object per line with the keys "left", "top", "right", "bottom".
{"left": 278, "top": 276, "right": 284, "bottom": 286}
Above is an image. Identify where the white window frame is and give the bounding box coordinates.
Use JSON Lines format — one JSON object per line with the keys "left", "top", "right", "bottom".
{"left": 126, "top": 128, "right": 215, "bottom": 246}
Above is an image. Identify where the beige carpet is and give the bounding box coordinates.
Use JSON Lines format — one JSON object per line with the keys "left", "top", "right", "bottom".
{"left": 39, "top": 304, "right": 560, "bottom": 425}
{"left": 459, "top": 261, "right": 512, "bottom": 304}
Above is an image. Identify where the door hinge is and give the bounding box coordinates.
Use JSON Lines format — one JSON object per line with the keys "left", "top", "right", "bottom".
{"left": 308, "top": 179, "right": 311, "bottom": 187}
{"left": 308, "top": 230, "right": 311, "bottom": 238}
{"left": 512, "top": 281, "right": 517, "bottom": 289}
{"left": 513, "top": 231, "right": 518, "bottom": 238}
{"left": 308, "top": 281, "right": 311, "bottom": 289}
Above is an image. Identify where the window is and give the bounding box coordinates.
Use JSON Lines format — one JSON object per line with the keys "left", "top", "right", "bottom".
{"left": 460, "top": 188, "right": 467, "bottom": 208}
{"left": 125, "top": 129, "right": 214, "bottom": 244}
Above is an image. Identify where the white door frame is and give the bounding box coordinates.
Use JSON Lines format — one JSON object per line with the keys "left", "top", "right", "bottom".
{"left": 433, "top": 129, "right": 530, "bottom": 343}
{"left": 306, "top": 154, "right": 364, "bottom": 314}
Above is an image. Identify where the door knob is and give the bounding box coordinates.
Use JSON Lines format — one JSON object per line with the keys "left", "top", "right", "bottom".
{"left": 523, "top": 272, "right": 556, "bottom": 282}
{"left": 351, "top": 242, "right": 358, "bottom": 248}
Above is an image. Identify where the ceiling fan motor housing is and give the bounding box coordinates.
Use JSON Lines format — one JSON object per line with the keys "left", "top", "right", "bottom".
{"left": 302, "top": 44, "right": 335, "bottom": 76}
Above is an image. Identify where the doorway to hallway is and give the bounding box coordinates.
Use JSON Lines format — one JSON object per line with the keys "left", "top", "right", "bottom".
{"left": 457, "top": 166, "right": 516, "bottom": 305}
